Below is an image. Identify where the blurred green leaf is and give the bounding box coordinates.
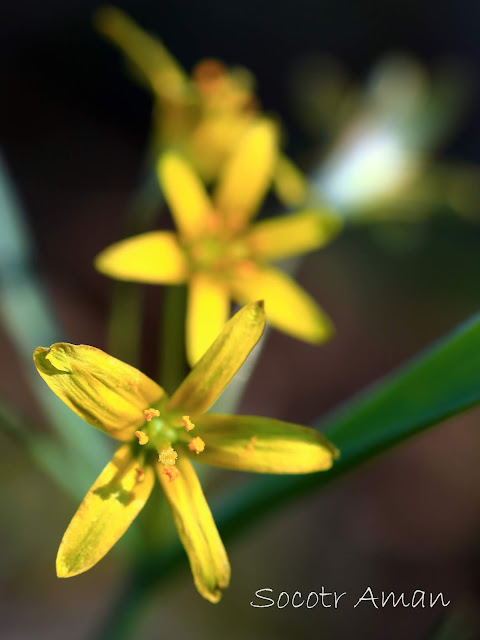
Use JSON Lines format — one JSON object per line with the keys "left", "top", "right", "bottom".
{"left": 0, "top": 152, "right": 110, "bottom": 497}
{"left": 426, "top": 604, "right": 480, "bottom": 640}
{"left": 114, "top": 311, "right": 480, "bottom": 620}
{"left": 211, "top": 311, "right": 480, "bottom": 534}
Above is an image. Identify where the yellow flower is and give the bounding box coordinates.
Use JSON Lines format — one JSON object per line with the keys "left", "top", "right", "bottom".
{"left": 94, "top": 5, "right": 306, "bottom": 205}
{"left": 95, "top": 120, "right": 341, "bottom": 365}
{"left": 33, "top": 302, "right": 338, "bottom": 603}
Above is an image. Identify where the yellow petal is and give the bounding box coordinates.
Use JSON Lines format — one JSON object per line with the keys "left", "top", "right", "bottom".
{"left": 273, "top": 154, "right": 308, "bottom": 207}
{"left": 248, "top": 210, "right": 342, "bottom": 262}
{"left": 157, "top": 456, "right": 230, "bottom": 603}
{"left": 94, "top": 7, "right": 190, "bottom": 100}
{"left": 157, "top": 153, "right": 213, "bottom": 239}
{"left": 34, "top": 343, "right": 165, "bottom": 441}
{"left": 168, "top": 301, "right": 265, "bottom": 417}
{"left": 95, "top": 231, "right": 189, "bottom": 284}
{"left": 214, "top": 119, "right": 278, "bottom": 228}
{"left": 186, "top": 414, "right": 339, "bottom": 473}
{"left": 187, "top": 274, "right": 230, "bottom": 366}
{"left": 231, "top": 266, "right": 333, "bottom": 344}
{"left": 57, "top": 444, "right": 154, "bottom": 577}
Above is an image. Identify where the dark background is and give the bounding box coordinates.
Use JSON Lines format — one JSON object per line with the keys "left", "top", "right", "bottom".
{"left": 1, "top": 1, "right": 480, "bottom": 639}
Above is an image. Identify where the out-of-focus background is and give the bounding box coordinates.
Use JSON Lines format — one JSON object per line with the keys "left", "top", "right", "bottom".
{"left": 1, "top": 1, "right": 480, "bottom": 639}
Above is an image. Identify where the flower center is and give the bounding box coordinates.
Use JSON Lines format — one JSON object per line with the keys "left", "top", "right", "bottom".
{"left": 135, "top": 409, "right": 206, "bottom": 482}
{"left": 185, "top": 229, "right": 252, "bottom": 276}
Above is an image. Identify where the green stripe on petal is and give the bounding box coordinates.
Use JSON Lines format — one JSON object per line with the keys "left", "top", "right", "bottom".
{"left": 157, "top": 456, "right": 230, "bottom": 603}
{"left": 34, "top": 343, "right": 165, "bottom": 441}
{"left": 57, "top": 444, "right": 154, "bottom": 577}
{"left": 167, "top": 301, "right": 265, "bottom": 418}
{"left": 184, "top": 414, "right": 339, "bottom": 473}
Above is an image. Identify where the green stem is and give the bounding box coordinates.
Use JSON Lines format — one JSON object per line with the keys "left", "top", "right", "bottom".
{"left": 106, "top": 166, "right": 163, "bottom": 365}
{"left": 157, "top": 285, "right": 187, "bottom": 393}
{"left": 93, "top": 571, "right": 149, "bottom": 640}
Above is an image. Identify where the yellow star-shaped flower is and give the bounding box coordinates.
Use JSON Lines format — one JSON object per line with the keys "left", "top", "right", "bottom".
{"left": 33, "top": 302, "right": 338, "bottom": 603}
{"left": 94, "top": 5, "right": 307, "bottom": 205}
{"left": 95, "top": 120, "right": 341, "bottom": 364}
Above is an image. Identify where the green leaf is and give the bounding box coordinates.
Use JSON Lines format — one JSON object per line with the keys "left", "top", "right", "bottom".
{"left": 0, "top": 152, "right": 110, "bottom": 492}
{"left": 211, "top": 312, "right": 480, "bottom": 536}
{"left": 130, "top": 312, "right": 480, "bottom": 603}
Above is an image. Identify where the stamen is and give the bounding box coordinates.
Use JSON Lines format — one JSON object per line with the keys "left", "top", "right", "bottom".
{"left": 135, "top": 430, "right": 149, "bottom": 445}
{"left": 162, "top": 466, "right": 179, "bottom": 483}
{"left": 144, "top": 408, "right": 160, "bottom": 422}
{"left": 188, "top": 436, "right": 205, "bottom": 455}
{"left": 204, "top": 211, "right": 222, "bottom": 233}
{"left": 158, "top": 447, "right": 178, "bottom": 466}
{"left": 182, "top": 415, "right": 195, "bottom": 432}
{"left": 235, "top": 260, "right": 256, "bottom": 277}
{"left": 135, "top": 468, "right": 145, "bottom": 483}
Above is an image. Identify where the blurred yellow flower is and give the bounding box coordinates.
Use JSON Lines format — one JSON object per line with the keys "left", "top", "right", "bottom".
{"left": 33, "top": 302, "right": 338, "bottom": 603}
{"left": 96, "top": 120, "right": 340, "bottom": 365}
{"left": 94, "top": 5, "right": 306, "bottom": 205}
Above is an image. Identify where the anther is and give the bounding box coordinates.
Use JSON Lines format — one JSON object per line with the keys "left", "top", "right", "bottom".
{"left": 235, "top": 260, "right": 256, "bottom": 277}
{"left": 144, "top": 408, "right": 160, "bottom": 422}
{"left": 188, "top": 436, "right": 205, "bottom": 454}
{"left": 182, "top": 415, "right": 195, "bottom": 432}
{"left": 135, "top": 430, "right": 149, "bottom": 445}
{"left": 162, "top": 466, "right": 179, "bottom": 483}
{"left": 158, "top": 447, "right": 178, "bottom": 466}
{"left": 135, "top": 468, "right": 145, "bottom": 482}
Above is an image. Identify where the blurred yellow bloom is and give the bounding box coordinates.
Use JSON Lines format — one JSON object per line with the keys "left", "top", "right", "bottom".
{"left": 96, "top": 120, "right": 341, "bottom": 364}
{"left": 33, "top": 302, "right": 338, "bottom": 603}
{"left": 94, "top": 5, "right": 306, "bottom": 205}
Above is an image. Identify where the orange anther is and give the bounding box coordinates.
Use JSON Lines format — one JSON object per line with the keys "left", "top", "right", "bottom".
{"left": 235, "top": 260, "right": 256, "bottom": 278}
{"left": 162, "top": 466, "right": 180, "bottom": 483}
{"left": 144, "top": 408, "right": 160, "bottom": 422}
{"left": 135, "top": 430, "right": 149, "bottom": 445}
{"left": 182, "top": 415, "right": 195, "bottom": 432}
{"left": 193, "top": 59, "right": 226, "bottom": 92}
{"left": 188, "top": 436, "right": 205, "bottom": 455}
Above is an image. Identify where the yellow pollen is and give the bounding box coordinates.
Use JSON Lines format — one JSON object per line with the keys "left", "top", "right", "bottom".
{"left": 158, "top": 447, "right": 178, "bottom": 466}
{"left": 188, "top": 436, "right": 205, "bottom": 455}
{"left": 162, "top": 466, "right": 179, "bottom": 483}
{"left": 144, "top": 408, "right": 160, "bottom": 422}
{"left": 135, "top": 430, "right": 149, "bottom": 445}
{"left": 182, "top": 415, "right": 195, "bottom": 432}
{"left": 135, "top": 468, "right": 145, "bottom": 483}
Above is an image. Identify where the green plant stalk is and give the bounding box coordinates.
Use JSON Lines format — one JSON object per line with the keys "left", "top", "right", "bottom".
{"left": 106, "top": 167, "right": 163, "bottom": 366}
{"left": 157, "top": 285, "right": 188, "bottom": 394}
